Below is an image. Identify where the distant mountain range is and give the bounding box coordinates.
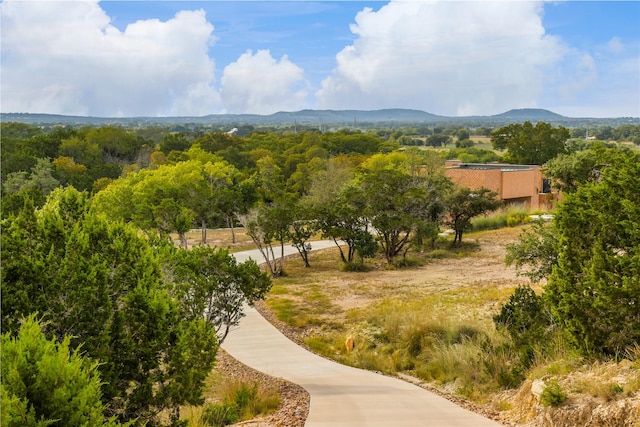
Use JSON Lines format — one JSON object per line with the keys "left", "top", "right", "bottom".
{"left": 2, "top": 108, "right": 637, "bottom": 128}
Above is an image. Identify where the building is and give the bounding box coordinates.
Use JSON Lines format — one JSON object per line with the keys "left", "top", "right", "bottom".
{"left": 444, "top": 160, "right": 558, "bottom": 210}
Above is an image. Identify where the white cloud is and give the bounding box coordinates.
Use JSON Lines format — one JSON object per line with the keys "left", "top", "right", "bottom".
{"left": 1, "top": 0, "right": 220, "bottom": 116}
{"left": 316, "top": 0, "right": 568, "bottom": 116}
{"left": 220, "top": 50, "right": 309, "bottom": 114}
{"left": 548, "top": 40, "right": 640, "bottom": 118}
{"left": 606, "top": 37, "right": 624, "bottom": 55}
{"left": 2, "top": 0, "right": 637, "bottom": 118}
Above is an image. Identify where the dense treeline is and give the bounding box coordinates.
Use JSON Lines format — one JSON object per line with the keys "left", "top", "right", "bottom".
{"left": 3, "top": 121, "right": 638, "bottom": 217}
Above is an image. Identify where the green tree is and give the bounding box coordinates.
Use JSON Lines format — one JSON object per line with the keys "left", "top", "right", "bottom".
{"left": 3, "top": 158, "right": 60, "bottom": 196}
{"left": 255, "top": 156, "right": 287, "bottom": 203}
{"left": 445, "top": 186, "right": 502, "bottom": 245}
{"left": 159, "top": 133, "right": 191, "bottom": 154}
{"left": 493, "top": 284, "right": 551, "bottom": 369}
{"left": 543, "top": 144, "right": 628, "bottom": 193}
{"left": 0, "top": 122, "right": 43, "bottom": 139}
{"left": 303, "top": 158, "right": 373, "bottom": 264}
{"left": 288, "top": 201, "right": 320, "bottom": 268}
{"left": 59, "top": 136, "right": 102, "bottom": 168}
{"left": 85, "top": 126, "right": 145, "bottom": 163}
{"left": 52, "top": 156, "right": 93, "bottom": 191}
{"left": 195, "top": 131, "right": 242, "bottom": 155}
{"left": 304, "top": 157, "right": 356, "bottom": 207}
{"left": 2, "top": 158, "right": 61, "bottom": 218}
{"left": 359, "top": 168, "right": 444, "bottom": 264}
{"left": 236, "top": 156, "right": 297, "bottom": 276}
{"left": 201, "top": 158, "right": 248, "bottom": 244}
{"left": 165, "top": 245, "right": 271, "bottom": 343}
{"left": 239, "top": 196, "right": 294, "bottom": 277}
{"left": 1, "top": 315, "right": 126, "bottom": 427}
{"left": 545, "top": 151, "right": 640, "bottom": 355}
{"left": 456, "top": 128, "right": 470, "bottom": 142}
{"left": 425, "top": 134, "right": 451, "bottom": 147}
{"left": 442, "top": 147, "right": 500, "bottom": 164}
{"left": 1, "top": 188, "right": 219, "bottom": 425}
{"left": 315, "top": 184, "right": 374, "bottom": 264}
{"left": 491, "top": 121, "right": 570, "bottom": 165}
{"left": 505, "top": 220, "right": 559, "bottom": 282}
{"left": 322, "top": 131, "right": 385, "bottom": 155}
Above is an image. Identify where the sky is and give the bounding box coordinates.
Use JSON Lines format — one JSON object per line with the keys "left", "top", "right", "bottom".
{"left": 1, "top": 0, "right": 639, "bottom": 118}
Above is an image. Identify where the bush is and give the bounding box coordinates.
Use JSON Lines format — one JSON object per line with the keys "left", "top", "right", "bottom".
{"left": 425, "top": 249, "right": 450, "bottom": 259}
{"left": 1, "top": 315, "right": 124, "bottom": 427}
{"left": 341, "top": 261, "right": 372, "bottom": 272}
{"left": 540, "top": 380, "right": 567, "bottom": 407}
{"left": 506, "top": 205, "right": 531, "bottom": 227}
{"left": 392, "top": 257, "right": 422, "bottom": 268}
{"left": 493, "top": 285, "right": 548, "bottom": 349}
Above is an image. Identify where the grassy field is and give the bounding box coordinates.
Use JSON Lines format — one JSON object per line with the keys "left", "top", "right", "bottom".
{"left": 259, "top": 227, "right": 639, "bottom": 424}
{"left": 264, "top": 228, "right": 532, "bottom": 400}
{"left": 173, "top": 222, "right": 639, "bottom": 425}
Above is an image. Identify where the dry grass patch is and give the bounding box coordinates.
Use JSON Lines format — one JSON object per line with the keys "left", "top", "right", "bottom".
{"left": 172, "top": 227, "right": 256, "bottom": 252}
{"left": 180, "top": 352, "right": 284, "bottom": 427}
{"left": 235, "top": 226, "right": 638, "bottom": 426}
{"left": 261, "top": 231, "right": 533, "bottom": 401}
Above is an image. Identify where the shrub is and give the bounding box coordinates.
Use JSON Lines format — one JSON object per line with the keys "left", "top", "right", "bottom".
{"left": 341, "top": 261, "right": 372, "bottom": 272}
{"left": 392, "top": 257, "right": 422, "bottom": 268}
{"left": 493, "top": 285, "right": 548, "bottom": 349}
{"left": 1, "top": 315, "right": 124, "bottom": 427}
{"left": 425, "top": 249, "right": 450, "bottom": 259}
{"left": 507, "top": 204, "right": 532, "bottom": 226}
{"left": 540, "top": 380, "right": 567, "bottom": 407}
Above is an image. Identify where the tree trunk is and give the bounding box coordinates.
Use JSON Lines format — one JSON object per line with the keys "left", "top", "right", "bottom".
{"left": 278, "top": 239, "right": 285, "bottom": 275}
{"left": 179, "top": 232, "right": 188, "bottom": 249}
{"left": 201, "top": 218, "right": 207, "bottom": 244}
{"left": 334, "top": 238, "right": 348, "bottom": 263}
{"left": 226, "top": 215, "right": 237, "bottom": 243}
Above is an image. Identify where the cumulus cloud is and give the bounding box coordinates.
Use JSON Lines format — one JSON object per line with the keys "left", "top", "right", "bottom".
{"left": 1, "top": 0, "right": 220, "bottom": 116}
{"left": 2, "top": 0, "right": 637, "bottom": 118}
{"left": 316, "top": 0, "right": 567, "bottom": 116}
{"left": 220, "top": 50, "right": 309, "bottom": 114}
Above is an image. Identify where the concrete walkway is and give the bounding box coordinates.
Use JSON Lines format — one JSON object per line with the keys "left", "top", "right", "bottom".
{"left": 223, "top": 242, "right": 502, "bottom": 426}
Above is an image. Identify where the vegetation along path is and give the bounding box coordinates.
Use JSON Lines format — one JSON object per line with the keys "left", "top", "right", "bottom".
{"left": 223, "top": 242, "right": 501, "bottom": 426}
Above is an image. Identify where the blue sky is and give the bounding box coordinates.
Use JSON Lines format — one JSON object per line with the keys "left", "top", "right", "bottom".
{"left": 2, "top": 1, "right": 639, "bottom": 118}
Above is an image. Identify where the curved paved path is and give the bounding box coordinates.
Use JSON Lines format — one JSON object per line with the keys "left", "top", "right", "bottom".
{"left": 223, "top": 242, "right": 502, "bottom": 426}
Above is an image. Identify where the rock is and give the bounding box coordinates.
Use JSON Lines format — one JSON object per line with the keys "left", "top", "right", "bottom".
{"left": 531, "top": 379, "right": 545, "bottom": 400}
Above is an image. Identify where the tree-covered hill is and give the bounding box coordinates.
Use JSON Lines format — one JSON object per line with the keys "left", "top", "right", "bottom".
{"left": 2, "top": 108, "right": 637, "bottom": 129}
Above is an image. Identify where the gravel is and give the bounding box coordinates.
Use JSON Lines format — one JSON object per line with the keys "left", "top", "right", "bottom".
{"left": 217, "top": 349, "right": 309, "bottom": 427}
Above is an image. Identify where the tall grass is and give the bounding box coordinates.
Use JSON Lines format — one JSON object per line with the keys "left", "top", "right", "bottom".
{"left": 182, "top": 378, "right": 280, "bottom": 427}
{"left": 472, "top": 204, "right": 539, "bottom": 232}
{"left": 304, "top": 294, "right": 539, "bottom": 399}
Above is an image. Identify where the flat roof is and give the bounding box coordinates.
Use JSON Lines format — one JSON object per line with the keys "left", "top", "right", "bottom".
{"left": 448, "top": 163, "right": 539, "bottom": 171}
